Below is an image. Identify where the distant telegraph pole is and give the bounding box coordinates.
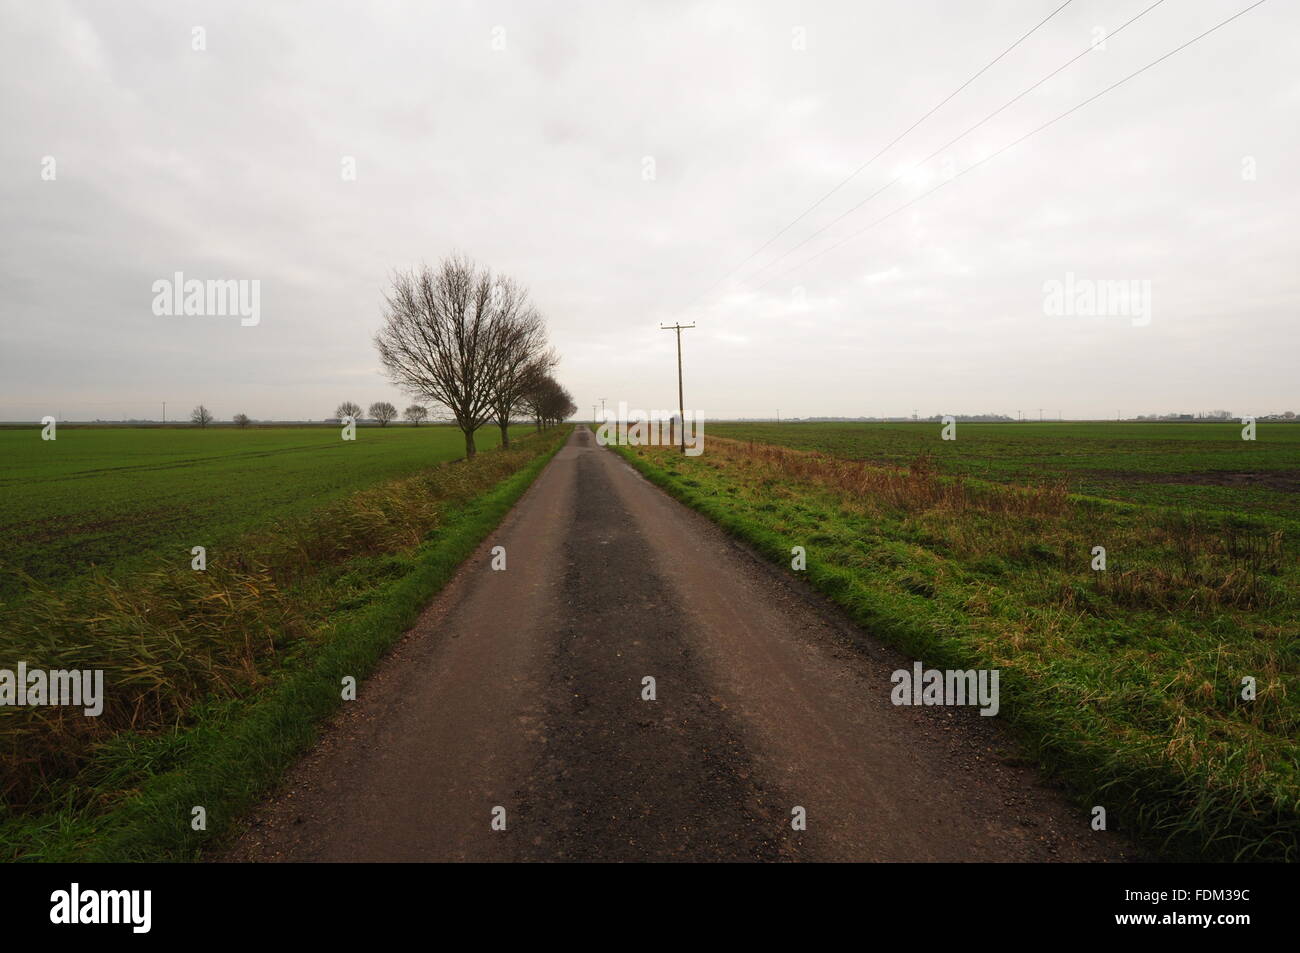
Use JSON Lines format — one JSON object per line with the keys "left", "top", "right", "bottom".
{"left": 660, "top": 323, "right": 694, "bottom": 453}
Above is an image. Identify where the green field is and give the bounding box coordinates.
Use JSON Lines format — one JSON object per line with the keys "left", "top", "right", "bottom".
{"left": 616, "top": 421, "right": 1300, "bottom": 860}
{"left": 709, "top": 421, "right": 1300, "bottom": 520}
{"left": 0, "top": 424, "right": 524, "bottom": 603}
{"left": 1, "top": 424, "right": 569, "bottom": 859}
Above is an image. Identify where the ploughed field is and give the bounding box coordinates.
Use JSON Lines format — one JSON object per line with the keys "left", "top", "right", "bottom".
{"left": 0, "top": 424, "right": 522, "bottom": 603}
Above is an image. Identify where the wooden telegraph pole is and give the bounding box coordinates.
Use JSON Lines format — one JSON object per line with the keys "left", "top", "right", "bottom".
{"left": 660, "top": 323, "right": 694, "bottom": 453}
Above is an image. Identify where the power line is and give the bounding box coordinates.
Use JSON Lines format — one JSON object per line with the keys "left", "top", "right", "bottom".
{"left": 744, "top": 0, "right": 1169, "bottom": 285}
{"left": 679, "top": 0, "right": 1077, "bottom": 312}
{"left": 760, "top": 0, "right": 1271, "bottom": 290}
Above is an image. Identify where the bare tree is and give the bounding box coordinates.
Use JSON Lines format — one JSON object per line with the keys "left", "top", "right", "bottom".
{"left": 403, "top": 404, "right": 428, "bottom": 426}
{"left": 336, "top": 400, "right": 361, "bottom": 421}
{"left": 488, "top": 305, "right": 554, "bottom": 449}
{"left": 191, "top": 405, "right": 213, "bottom": 428}
{"left": 233, "top": 413, "right": 251, "bottom": 428}
{"left": 374, "top": 255, "right": 530, "bottom": 458}
{"left": 369, "top": 401, "right": 398, "bottom": 427}
{"left": 520, "top": 374, "right": 548, "bottom": 432}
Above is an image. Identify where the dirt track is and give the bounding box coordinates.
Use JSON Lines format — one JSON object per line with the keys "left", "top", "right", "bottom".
{"left": 223, "top": 427, "right": 1136, "bottom": 862}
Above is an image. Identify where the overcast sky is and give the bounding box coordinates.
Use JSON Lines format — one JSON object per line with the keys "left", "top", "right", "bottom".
{"left": 2, "top": 0, "right": 1296, "bottom": 421}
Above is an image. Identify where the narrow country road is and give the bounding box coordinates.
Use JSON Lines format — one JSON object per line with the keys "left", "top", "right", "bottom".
{"left": 224, "top": 427, "right": 1135, "bottom": 862}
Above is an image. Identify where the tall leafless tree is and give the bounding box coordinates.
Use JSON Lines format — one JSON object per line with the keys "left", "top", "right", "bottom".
{"left": 374, "top": 255, "right": 532, "bottom": 458}
{"left": 403, "top": 404, "right": 428, "bottom": 426}
{"left": 488, "top": 308, "right": 555, "bottom": 449}
{"left": 336, "top": 400, "right": 361, "bottom": 421}
{"left": 191, "top": 405, "right": 213, "bottom": 428}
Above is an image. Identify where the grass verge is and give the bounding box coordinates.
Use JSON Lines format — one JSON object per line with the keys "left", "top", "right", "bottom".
{"left": 612, "top": 437, "right": 1298, "bottom": 862}
{"left": 1, "top": 427, "right": 569, "bottom": 861}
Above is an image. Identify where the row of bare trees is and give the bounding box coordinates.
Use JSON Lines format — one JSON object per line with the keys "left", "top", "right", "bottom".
{"left": 190, "top": 404, "right": 431, "bottom": 428}
{"left": 374, "top": 254, "right": 575, "bottom": 458}
{"left": 522, "top": 375, "right": 577, "bottom": 430}
{"left": 332, "top": 401, "right": 430, "bottom": 427}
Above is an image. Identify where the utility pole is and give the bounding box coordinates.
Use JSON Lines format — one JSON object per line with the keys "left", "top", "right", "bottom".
{"left": 660, "top": 323, "right": 694, "bottom": 453}
{"left": 1038, "top": 408, "right": 1043, "bottom": 422}
{"left": 592, "top": 404, "right": 597, "bottom": 425}
{"left": 599, "top": 397, "right": 606, "bottom": 422}
{"left": 162, "top": 401, "right": 166, "bottom": 424}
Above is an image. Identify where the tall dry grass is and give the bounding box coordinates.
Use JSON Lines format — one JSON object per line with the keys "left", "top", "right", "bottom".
{"left": 686, "top": 437, "right": 1285, "bottom": 612}
{"left": 721, "top": 436, "right": 1071, "bottom": 517}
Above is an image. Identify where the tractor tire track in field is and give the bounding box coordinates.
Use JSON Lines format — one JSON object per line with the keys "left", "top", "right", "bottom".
{"left": 223, "top": 427, "right": 1137, "bottom": 862}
